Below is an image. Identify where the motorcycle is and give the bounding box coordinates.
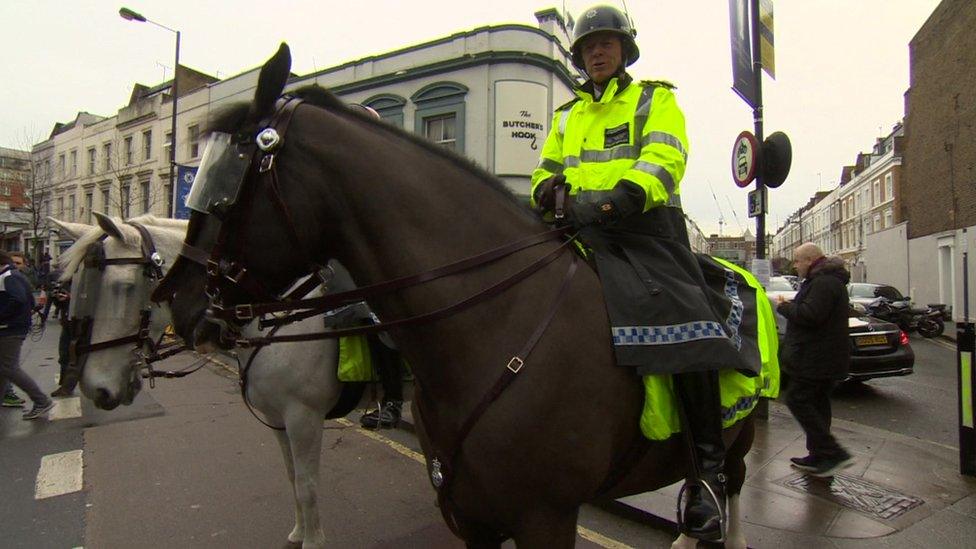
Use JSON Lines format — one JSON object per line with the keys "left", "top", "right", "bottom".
{"left": 864, "top": 297, "right": 947, "bottom": 338}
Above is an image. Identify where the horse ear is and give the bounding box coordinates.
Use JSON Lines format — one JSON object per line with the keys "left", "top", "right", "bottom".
{"left": 93, "top": 211, "right": 126, "bottom": 241}
{"left": 47, "top": 217, "right": 91, "bottom": 240}
{"left": 249, "top": 43, "right": 292, "bottom": 122}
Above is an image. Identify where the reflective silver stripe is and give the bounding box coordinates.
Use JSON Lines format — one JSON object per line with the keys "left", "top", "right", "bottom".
{"left": 668, "top": 194, "right": 682, "bottom": 208}
{"left": 538, "top": 158, "right": 564, "bottom": 174}
{"left": 579, "top": 145, "right": 639, "bottom": 162}
{"left": 558, "top": 109, "right": 571, "bottom": 135}
{"left": 632, "top": 85, "right": 657, "bottom": 144}
{"left": 641, "top": 131, "right": 687, "bottom": 160}
{"left": 632, "top": 161, "right": 676, "bottom": 194}
{"left": 564, "top": 156, "right": 581, "bottom": 168}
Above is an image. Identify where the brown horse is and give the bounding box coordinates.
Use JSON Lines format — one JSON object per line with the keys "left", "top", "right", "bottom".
{"left": 158, "top": 44, "right": 757, "bottom": 548}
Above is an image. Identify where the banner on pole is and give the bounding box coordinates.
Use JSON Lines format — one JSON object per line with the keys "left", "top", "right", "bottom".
{"left": 174, "top": 165, "right": 197, "bottom": 219}
{"left": 759, "top": 0, "right": 775, "bottom": 79}
{"left": 728, "top": 0, "right": 757, "bottom": 108}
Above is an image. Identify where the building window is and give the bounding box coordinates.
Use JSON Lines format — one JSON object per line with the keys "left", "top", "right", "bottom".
{"left": 364, "top": 94, "right": 407, "bottom": 128}
{"left": 44, "top": 199, "right": 51, "bottom": 218}
{"left": 412, "top": 82, "right": 468, "bottom": 153}
{"left": 101, "top": 187, "right": 111, "bottom": 214}
{"left": 70, "top": 150, "right": 78, "bottom": 177}
{"left": 56, "top": 196, "right": 64, "bottom": 217}
{"left": 884, "top": 208, "right": 893, "bottom": 228}
{"left": 164, "top": 131, "right": 172, "bottom": 160}
{"left": 872, "top": 180, "right": 880, "bottom": 205}
{"left": 884, "top": 173, "right": 893, "bottom": 202}
{"left": 58, "top": 154, "right": 65, "bottom": 178}
{"left": 424, "top": 114, "right": 457, "bottom": 150}
{"left": 164, "top": 183, "right": 173, "bottom": 218}
{"left": 188, "top": 125, "right": 200, "bottom": 158}
{"left": 141, "top": 179, "right": 151, "bottom": 213}
{"left": 87, "top": 148, "right": 96, "bottom": 175}
{"left": 103, "top": 143, "right": 112, "bottom": 171}
{"left": 68, "top": 194, "right": 76, "bottom": 222}
{"left": 143, "top": 130, "right": 153, "bottom": 161}
{"left": 85, "top": 192, "right": 93, "bottom": 224}
{"left": 44, "top": 160, "right": 51, "bottom": 178}
{"left": 873, "top": 213, "right": 881, "bottom": 232}
{"left": 121, "top": 182, "right": 131, "bottom": 217}
{"left": 124, "top": 136, "right": 133, "bottom": 165}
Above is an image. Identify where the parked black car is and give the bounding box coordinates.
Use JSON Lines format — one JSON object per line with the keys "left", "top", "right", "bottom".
{"left": 846, "top": 314, "right": 915, "bottom": 381}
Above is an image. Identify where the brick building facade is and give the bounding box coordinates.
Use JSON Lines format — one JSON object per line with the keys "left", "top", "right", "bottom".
{"left": 902, "top": 0, "right": 976, "bottom": 238}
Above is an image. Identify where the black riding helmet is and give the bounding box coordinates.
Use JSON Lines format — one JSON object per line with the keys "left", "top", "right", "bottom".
{"left": 570, "top": 5, "right": 640, "bottom": 70}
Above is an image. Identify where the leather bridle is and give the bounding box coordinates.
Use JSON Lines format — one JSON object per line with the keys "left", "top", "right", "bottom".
{"left": 69, "top": 222, "right": 200, "bottom": 383}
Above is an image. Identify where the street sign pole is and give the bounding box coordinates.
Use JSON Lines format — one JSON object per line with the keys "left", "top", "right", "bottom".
{"left": 750, "top": 0, "right": 766, "bottom": 260}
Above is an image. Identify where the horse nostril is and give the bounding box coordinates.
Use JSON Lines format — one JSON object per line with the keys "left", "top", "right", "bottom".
{"left": 95, "top": 388, "right": 111, "bottom": 403}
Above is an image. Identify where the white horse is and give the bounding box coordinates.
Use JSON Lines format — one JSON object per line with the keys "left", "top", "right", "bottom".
{"left": 52, "top": 212, "right": 346, "bottom": 549}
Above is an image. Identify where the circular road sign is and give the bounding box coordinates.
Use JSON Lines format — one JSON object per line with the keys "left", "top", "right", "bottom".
{"left": 731, "top": 131, "right": 760, "bottom": 188}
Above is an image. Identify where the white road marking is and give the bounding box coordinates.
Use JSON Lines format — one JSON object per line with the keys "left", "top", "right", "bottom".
{"left": 50, "top": 397, "right": 82, "bottom": 420}
{"left": 35, "top": 449, "right": 84, "bottom": 499}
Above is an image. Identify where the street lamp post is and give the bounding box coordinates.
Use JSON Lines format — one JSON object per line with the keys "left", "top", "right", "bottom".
{"left": 119, "top": 7, "right": 180, "bottom": 218}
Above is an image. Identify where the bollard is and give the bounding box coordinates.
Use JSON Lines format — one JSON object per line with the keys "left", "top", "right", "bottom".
{"left": 960, "top": 322, "right": 976, "bottom": 476}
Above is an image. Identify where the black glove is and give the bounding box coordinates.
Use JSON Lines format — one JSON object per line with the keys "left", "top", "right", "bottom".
{"left": 567, "top": 180, "right": 646, "bottom": 229}
{"left": 534, "top": 174, "right": 566, "bottom": 214}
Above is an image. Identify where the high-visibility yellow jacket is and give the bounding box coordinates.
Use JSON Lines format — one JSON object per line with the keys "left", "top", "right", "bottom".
{"left": 531, "top": 74, "right": 689, "bottom": 212}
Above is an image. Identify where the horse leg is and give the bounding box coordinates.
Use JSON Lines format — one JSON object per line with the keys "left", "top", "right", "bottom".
{"left": 721, "top": 415, "right": 754, "bottom": 549}
{"left": 283, "top": 406, "right": 328, "bottom": 549}
{"left": 725, "top": 494, "right": 746, "bottom": 549}
{"left": 272, "top": 430, "right": 305, "bottom": 546}
{"left": 510, "top": 507, "right": 578, "bottom": 549}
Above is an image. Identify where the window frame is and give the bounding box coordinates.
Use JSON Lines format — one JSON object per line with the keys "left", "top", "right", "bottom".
{"left": 412, "top": 82, "right": 468, "bottom": 153}
{"left": 143, "top": 129, "right": 153, "bottom": 161}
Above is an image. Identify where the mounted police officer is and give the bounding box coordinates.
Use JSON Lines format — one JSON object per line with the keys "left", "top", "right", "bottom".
{"left": 532, "top": 5, "right": 759, "bottom": 542}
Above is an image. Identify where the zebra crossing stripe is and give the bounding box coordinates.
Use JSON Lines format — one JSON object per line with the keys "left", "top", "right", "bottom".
{"left": 35, "top": 449, "right": 84, "bottom": 499}
{"left": 50, "top": 397, "right": 82, "bottom": 420}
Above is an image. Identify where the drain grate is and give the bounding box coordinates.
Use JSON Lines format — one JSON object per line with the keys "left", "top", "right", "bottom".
{"left": 782, "top": 473, "right": 924, "bottom": 520}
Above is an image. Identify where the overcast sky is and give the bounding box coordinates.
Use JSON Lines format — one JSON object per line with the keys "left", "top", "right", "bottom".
{"left": 0, "top": 0, "right": 941, "bottom": 236}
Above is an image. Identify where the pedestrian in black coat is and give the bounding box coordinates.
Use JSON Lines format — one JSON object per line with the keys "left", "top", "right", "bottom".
{"left": 776, "top": 242, "right": 854, "bottom": 477}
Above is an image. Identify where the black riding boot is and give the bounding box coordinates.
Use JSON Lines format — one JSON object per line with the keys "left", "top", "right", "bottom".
{"left": 674, "top": 370, "right": 727, "bottom": 542}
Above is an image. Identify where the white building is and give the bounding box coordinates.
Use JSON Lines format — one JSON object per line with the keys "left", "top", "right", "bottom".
{"left": 29, "top": 9, "right": 583, "bottom": 260}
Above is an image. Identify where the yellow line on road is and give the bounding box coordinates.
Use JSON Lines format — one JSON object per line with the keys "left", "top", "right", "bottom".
{"left": 334, "top": 418, "right": 425, "bottom": 463}
{"left": 577, "top": 526, "right": 635, "bottom": 548}
{"left": 333, "top": 418, "right": 634, "bottom": 549}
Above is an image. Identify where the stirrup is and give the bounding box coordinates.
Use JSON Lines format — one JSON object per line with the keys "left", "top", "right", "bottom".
{"left": 675, "top": 477, "right": 727, "bottom": 543}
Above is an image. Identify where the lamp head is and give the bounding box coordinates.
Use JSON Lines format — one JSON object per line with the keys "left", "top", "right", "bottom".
{"left": 119, "top": 7, "right": 147, "bottom": 22}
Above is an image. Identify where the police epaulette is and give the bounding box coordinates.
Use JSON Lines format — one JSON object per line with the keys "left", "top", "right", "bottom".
{"left": 641, "top": 79, "right": 676, "bottom": 90}
{"left": 554, "top": 97, "right": 580, "bottom": 112}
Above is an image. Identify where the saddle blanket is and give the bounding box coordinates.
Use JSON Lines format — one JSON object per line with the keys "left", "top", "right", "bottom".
{"left": 640, "top": 261, "right": 781, "bottom": 440}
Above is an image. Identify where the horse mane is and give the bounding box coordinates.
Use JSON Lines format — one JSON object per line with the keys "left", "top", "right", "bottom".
{"left": 56, "top": 215, "right": 189, "bottom": 282}
{"left": 206, "top": 85, "right": 534, "bottom": 216}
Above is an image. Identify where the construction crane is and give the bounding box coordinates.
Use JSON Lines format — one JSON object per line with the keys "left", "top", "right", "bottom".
{"left": 726, "top": 195, "right": 745, "bottom": 234}
{"left": 708, "top": 182, "right": 725, "bottom": 236}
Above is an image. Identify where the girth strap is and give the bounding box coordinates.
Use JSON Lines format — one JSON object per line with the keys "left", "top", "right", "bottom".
{"left": 424, "top": 253, "right": 580, "bottom": 540}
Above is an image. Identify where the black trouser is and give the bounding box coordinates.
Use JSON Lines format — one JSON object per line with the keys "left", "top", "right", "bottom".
{"left": 785, "top": 376, "right": 848, "bottom": 460}
{"left": 673, "top": 369, "right": 724, "bottom": 476}
{"left": 57, "top": 322, "right": 78, "bottom": 391}
{"left": 366, "top": 334, "right": 403, "bottom": 402}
